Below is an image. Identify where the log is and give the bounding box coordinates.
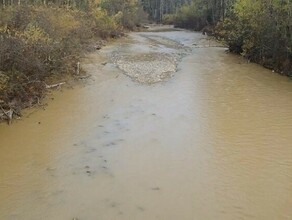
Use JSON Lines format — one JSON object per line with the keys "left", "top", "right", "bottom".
{"left": 45, "top": 82, "right": 66, "bottom": 89}
{"left": 193, "top": 45, "right": 227, "bottom": 48}
{"left": 76, "top": 75, "right": 91, "bottom": 80}
{"left": 76, "top": 62, "right": 80, "bottom": 75}
{"left": 7, "top": 109, "right": 13, "bottom": 125}
{"left": 0, "top": 106, "right": 13, "bottom": 125}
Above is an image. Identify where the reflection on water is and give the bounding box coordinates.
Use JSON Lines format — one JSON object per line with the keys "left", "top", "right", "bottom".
{"left": 0, "top": 30, "right": 291, "bottom": 220}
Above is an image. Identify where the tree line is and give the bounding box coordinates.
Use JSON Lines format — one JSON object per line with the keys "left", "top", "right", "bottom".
{"left": 141, "top": 0, "right": 291, "bottom": 76}
{"left": 219, "top": 0, "right": 292, "bottom": 76}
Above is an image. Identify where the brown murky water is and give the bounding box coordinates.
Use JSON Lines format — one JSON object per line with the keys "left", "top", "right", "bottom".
{"left": 1, "top": 28, "right": 292, "bottom": 220}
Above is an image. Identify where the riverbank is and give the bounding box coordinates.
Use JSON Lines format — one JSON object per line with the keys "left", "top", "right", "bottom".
{"left": 0, "top": 3, "right": 146, "bottom": 124}
{"left": 0, "top": 24, "right": 189, "bottom": 124}
{"left": 162, "top": 0, "right": 292, "bottom": 77}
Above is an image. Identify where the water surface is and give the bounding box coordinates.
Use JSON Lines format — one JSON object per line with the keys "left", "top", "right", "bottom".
{"left": 0, "top": 29, "right": 292, "bottom": 220}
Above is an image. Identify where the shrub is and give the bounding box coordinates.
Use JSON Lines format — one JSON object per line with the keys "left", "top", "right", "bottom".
{"left": 0, "top": 5, "right": 125, "bottom": 111}
{"left": 162, "top": 14, "right": 175, "bottom": 25}
{"left": 91, "top": 8, "right": 121, "bottom": 38}
{"left": 171, "top": 3, "right": 209, "bottom": 30}
{"left": 0, "top": 1, "right": 145, "bottom": 116}
{"left": 217, "top": 0, "right": 292, "bottom": 75}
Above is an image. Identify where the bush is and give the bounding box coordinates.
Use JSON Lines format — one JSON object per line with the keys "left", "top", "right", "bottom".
{"left": 0, "top": 0, "right": 146, "bottom": 115}
{"left": 170, "top": 3, "right": 209, "bottom": 31}
{"left": 100, "top": 0, "right": 148, "bottom": 30}
{"left": 162, "top": 14, "right": 175, "bottom": 25}
{"left": 0, "top": 5, "right": 126, "bottom": 110}
{"left": 91, "top": 8, "right": 121, "bottom": 38}
{"left": 217, "top": 0, "right": 292, "bottom": 75}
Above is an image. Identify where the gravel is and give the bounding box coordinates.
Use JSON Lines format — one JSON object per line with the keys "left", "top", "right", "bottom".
{"left": 110, "top": 33, "right": 191, "bottom": 84}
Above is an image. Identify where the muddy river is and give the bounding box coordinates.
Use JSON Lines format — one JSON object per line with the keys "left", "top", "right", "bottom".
{"left": 0, "top": 27, "right": 292, "bottom": 220}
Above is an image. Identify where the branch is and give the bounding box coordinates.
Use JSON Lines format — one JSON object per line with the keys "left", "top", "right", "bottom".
{"left": 45, "top": 82, "right": 66, "bottom": 89}
{"left": 76, "top": 75, "right": 91, "bottom": 80}
{"left": 0, "top": 105, "right": 13, "bottom": 125}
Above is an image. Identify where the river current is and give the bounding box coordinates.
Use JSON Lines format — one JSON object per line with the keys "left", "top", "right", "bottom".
{"left": 0, "top": 27, "right": 291, "bottom": 220}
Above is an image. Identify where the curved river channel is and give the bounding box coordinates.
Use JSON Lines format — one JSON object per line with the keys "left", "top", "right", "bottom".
{"left": 0, "top": 27, "right": 292, "bottom": 220}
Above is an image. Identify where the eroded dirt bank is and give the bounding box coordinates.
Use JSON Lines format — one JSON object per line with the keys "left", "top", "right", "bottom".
{"left": 0, "top": 28, "right": 292, "bottom": 220}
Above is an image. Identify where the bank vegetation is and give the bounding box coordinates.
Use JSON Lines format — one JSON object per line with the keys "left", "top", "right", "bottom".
{"left": 0, "top": 0, "right": 147, "bottom": 123}
{"left": 154, "top": 0, "right": 292, "bottom": 76}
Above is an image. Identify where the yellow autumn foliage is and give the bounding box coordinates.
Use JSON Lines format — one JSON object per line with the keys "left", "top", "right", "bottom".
{"left": 92, "top": 8, "right": 118, "bottom": 29}
{"left": 0, "top": 2, "right": 141, "bottom": 110}
{"left": 91, "top": 8, "right": 120, "bottom": 37}
{"left": 16, "top": 23, "right": 52, "bottom": 44}
{"left": 48, "top": 9, "right": 81, "bottom": 38}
